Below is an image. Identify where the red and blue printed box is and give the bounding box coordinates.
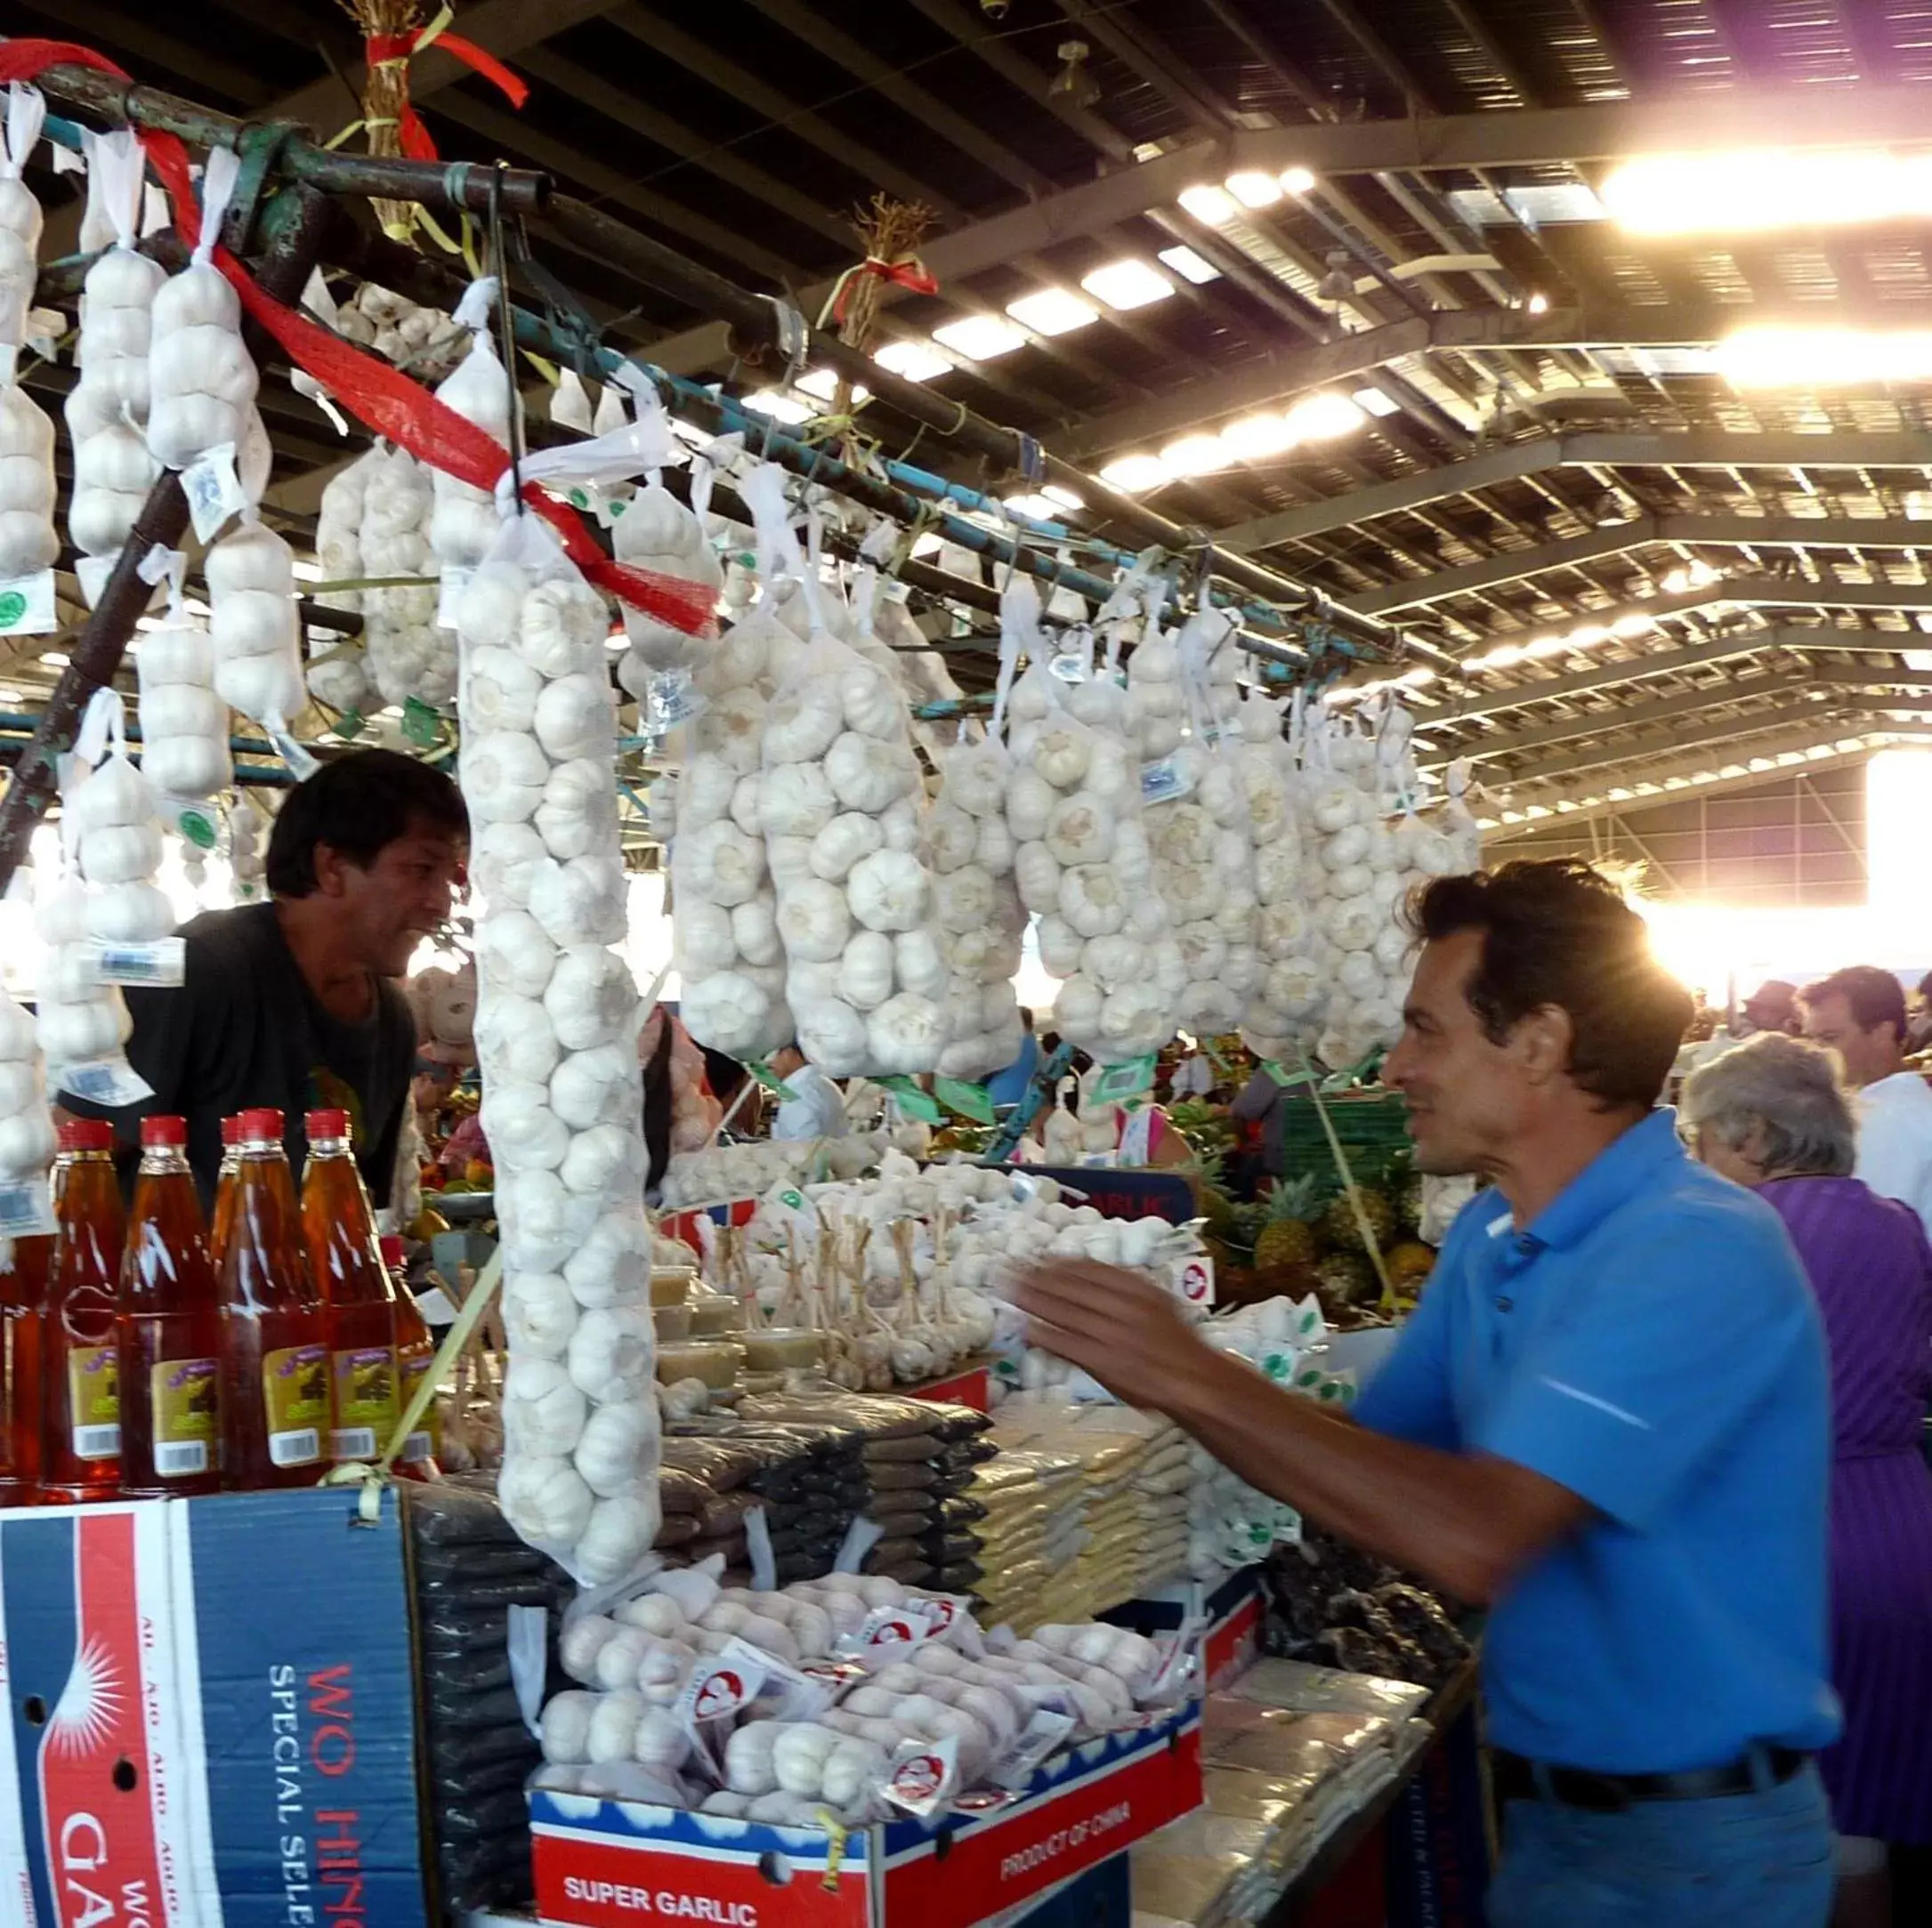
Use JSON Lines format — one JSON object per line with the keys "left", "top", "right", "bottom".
{"left": 0, "top": 1488, "right": 426, "bottom": 1928}
{"left": 531, "top": 1701, "right": 1202, "bottom": 1928}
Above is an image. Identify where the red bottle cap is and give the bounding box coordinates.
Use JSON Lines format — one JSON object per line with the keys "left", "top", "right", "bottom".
{"left": 57, "top": 1118, "right": 112, "bottom": 1152}
{"left": 220, "top": 1115, "right": 243, "bottom": 1146}
{"left": 379, "top": 1236, "right": 404, "bottom": 1271}
{"left": 238, "top": 1108, "right": 284, "bottom": 1140}
{"left": 305, "top": 1109, "right": 350, "bottom": 1139}
{"left": 141, "top": 1115, "right": 188, "bottom": 1148}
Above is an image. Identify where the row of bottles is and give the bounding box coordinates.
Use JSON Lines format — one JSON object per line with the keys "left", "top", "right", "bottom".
{"left": 0, "top": 1107, "right": 439, "bottom": 1503}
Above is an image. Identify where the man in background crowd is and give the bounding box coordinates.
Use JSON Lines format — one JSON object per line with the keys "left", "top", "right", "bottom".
{"left": 768, "top": 1041, "right": 848, "bottom": 1141}
{"left": 1801, "top": 964, "right": 1932, "bottom": 1241}
{"left": 1740, "top": 979, "right": 1801, "bottom": 1037}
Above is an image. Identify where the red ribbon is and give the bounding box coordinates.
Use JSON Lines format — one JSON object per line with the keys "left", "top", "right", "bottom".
{"left": 365, "top": 27, "right": 529, "bottom": 165}
{"left": 829, "top": 254, "right": 941, "bottom": 327}
{"left": 0, "top": 37, "right": 714, "bottom": 638}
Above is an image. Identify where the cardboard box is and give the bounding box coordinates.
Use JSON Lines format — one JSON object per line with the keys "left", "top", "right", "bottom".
{"left": 0, "top": 1488, "right": 427, "bottom": 1928}
{"left": 529, "top": 1703, "right": 1202, "bottom": 1928}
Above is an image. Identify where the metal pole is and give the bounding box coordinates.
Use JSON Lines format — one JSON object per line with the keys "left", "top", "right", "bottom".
{"left": 0, "top": 182, "right": 338, "bottom": 893}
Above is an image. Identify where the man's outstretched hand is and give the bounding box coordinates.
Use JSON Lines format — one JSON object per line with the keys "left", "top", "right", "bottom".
{"left": 1013, "top": 1258, "right": 1217, "bottom": 1413}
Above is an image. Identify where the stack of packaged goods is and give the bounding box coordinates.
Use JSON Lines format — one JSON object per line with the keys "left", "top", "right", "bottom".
{"left": 968, "top": 1446, "right": 1087, "bottom": 1632}
{"left": 407, "top": 1476, "right": 570, "bottom": 1916}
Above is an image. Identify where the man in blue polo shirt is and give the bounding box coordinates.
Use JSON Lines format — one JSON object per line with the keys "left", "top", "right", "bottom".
{"left": 1019, "top": 859, "right": 1837, "bottom": 1926}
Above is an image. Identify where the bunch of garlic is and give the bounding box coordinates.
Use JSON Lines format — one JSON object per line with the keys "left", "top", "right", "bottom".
{"left": 64, "top": 129, "right": 164, "bottom": 576}
{"left": 304, "top": 448, "right": 380, "bottom": 716}
{"left": 335, "top": 282, "right": 468, "bottom": 379}
{"left": 137, "top": 614, "right": 232, "bottom": 803}
{"left": 1008, "top": 655, "right": 1179, "bottom": 1065}
{"left": 428, "top": 282, "right": 513, "bottom": 570}
{"left": 612, "top": 481, "right": 721, "bottom": 686}
{"left": 0, "top": 374, "right": 56, "bottom": 583}
{"left": 761, "top": 630, "right": 951, "bottom": 1077}
{"left": 147, "top": 149, "right": 258, "bottom": 472}
{"left": 927, "top": 732, "right": 1026, "bottom": 1081}
{"left": 206, "top": 518, "right": 304, "bottom": 731}
{"left": 0, "top": 85, "right": 44, "bottom": 357}
{"left": 0, "top": 983, "right": 55, "bottom": 1191}
{"left": 229, "top": 791, "right": 266, "bottom": 899}
{"left": 458, "top": 517, "right": 660, "bottom": 1588}
{"left": 1237, "top": 693, "right": 1322, "bottom": 1061}
{"left": 359, "top": 447, "right": 449, "bottom": 712}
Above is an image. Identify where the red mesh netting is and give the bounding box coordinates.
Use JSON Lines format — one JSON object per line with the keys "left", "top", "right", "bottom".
{"left": 0, "top": 38, "right": 716, "bottom": 637}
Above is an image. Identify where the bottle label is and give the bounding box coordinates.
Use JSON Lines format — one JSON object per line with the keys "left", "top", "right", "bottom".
{"left": 331, "top": 1345, "right": 399, "bottom": 1462}
{"left": 68, "top": 1346, "right": 120, "bottom": 1460}
{"left": 150, "top": 1358, "right": 219, "bottom": 1479}
{"left": 262, "top": 1344, "right": 328, "bottom": 1467}
{"left": 400, "top": 1353, "right": 440, "bottom": 1463}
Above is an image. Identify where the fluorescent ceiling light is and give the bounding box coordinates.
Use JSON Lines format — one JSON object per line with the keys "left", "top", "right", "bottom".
{"left": 1522, "top": 635, "right": 1572, "bottom": 661}
{"left": 1099, "top": 452, "right": 1172, "bottom": 493}
{"left": 1040, "top": 483, "right": 1084, "bottom": 511}
{"left": 1602, "top": 149, "right": 1932, "bottom": 236}
{"left": 872, "top": 338, "right": 951, "bottom": 381}
{"left": 1080, "top": 259, "right": 1175, "bottom": 310}
{"left": 1157, "top": 245, "right": 1220, "bottom": 285}
{"left": 1351, "top": 387, "right": 1402, "bottom": 417}
{"left": 1004, "top": 287, "right": 1098, "bottom": 336}
{"left": 1279, "top": 166, "right": 1316, "bottom": 196}
{"left": 743, "top": 387, "right": 813, "bottom": 424}
{"left": 1718, "top": 326, "right": 1932, "bottom": 387}
{"left": 1224, "top": 170, "right": 1283, "bottom": 209}
{"left": 1001, "top": 493, "right": 1066, "bottom": 521}
{"left": 1177, "top": 184, "right": 1237, "bottom": 225}
{"left": 1612, "top": 613, "right": 1653, "bottom": 637}
{"left": 796, "top": 367, "right": 870, "bottom": 406}
{"left": 1161, "top": 432, "right": 1232, "bottom": 479}
{"left": 1219, "top": 411, "right": 1298, "bottom": 461}
{"left": 1466, "top": 642, "right": 1528, "bottom": 672}
{"left": 1283, "top": 391, "right": 1366, "bottom": 441}
{"left": 932, "top": 313, "right": 1028, "bottom": 360}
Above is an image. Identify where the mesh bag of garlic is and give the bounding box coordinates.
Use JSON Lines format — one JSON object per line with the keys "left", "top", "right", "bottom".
{"left": 457, "top": 505, "right": 660, "bottom": 1588}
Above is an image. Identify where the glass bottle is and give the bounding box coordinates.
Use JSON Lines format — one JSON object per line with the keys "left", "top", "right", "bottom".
{"left": 118, "top": 1115, "right": 223, "bottom": 1496}
{"left": 382, "top": 1234, "right": 440, "bottom": 1479}
{"left": 41, "top": 1119, "right": 125, "bottom": 1500}
{"left": 207, "top": 1113, "right": 243, "bottom": 1272}
{"left": 0, "top": 1233, "right": 50, "bottom": 1503}
{"left": 219, "top": 1109, "right": 327, "bottom": 1488}
{"left": 301, "top": 1109, "right": 400, "bottom": 1464}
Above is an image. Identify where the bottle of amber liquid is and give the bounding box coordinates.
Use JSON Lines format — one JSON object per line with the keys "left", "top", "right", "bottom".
{"left": 301, "top": 1109, "right": 400, "bottom": 1464}
{"left": 220, "top": 1109, "right": 327, "bottom": 1488}
{"left": 380, "top": 1234, "right": 440, "bottom": 1479}
{"left": 207, "top": 1113, "right": 244, "bottom": 1272}
{"left": 119, "top": 1115, "right": 223, "bottom": 1496}
{"left": 41, "top": 1119, "right": 125, "bottom": 1500}
{"left": 0, "top": 1233, "right": 51, "bottom": 1503}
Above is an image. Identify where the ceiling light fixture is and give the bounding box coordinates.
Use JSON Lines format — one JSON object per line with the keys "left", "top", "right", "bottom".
{"left": 1280, "top": 166, "right": 1316, "bottom": 196}
{"left": 742, "top": 388, "right": 813, "bottom": 425}
{"left": 871, "top": 338, "right": 951, "bottom": 381}
{"left": 1283, "top": 391, "right": 1366, "bottom": 440}
{"left": 1040, "top": 483, "right": 1085, "bottom": 512}
{"left": 1161, "top": 432, "right": 1233, "bottom": 479}
{"left": 1098, "top": 452, "right": 1172, "bottom": 493}
{"left": 1602, "top": 148, "right": 1932, "bottom": 235}
{"left": 1351, "top": 386, "right": 1402, "bottom": 417}
{"left": 1219, "top": 411, "right": 1299, "bottom": 461}
{"left": 932, "top": 313, "right": 1029, "bottom": 360}
{"left": 1718, "top": 325, "right": 1932, "bottom": 387}
{"left": 1224, "top": 170, "right": 1283, "bottom": 210}
{"left": 1177, "top": 184, "right": 1238, "bottom": 225}
{"left": 796, "top": 367, "right": 869, "bottom": 406}
{"left": 1157, "top": 245, "right": 1221, "bottom": 285}
{"left": 1004, "top": 287, "right": 1099, "bottom": 336}
{"left": 1002, "top": 492, "right": 1068, "bottom": 521}
{"left": 1080, "top": 259, "right": 1176, "bottom": 310}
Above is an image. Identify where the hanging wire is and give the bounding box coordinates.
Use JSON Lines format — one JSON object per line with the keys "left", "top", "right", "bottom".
{"left": 487, "top": 165, "right": 526, "bottom": 513}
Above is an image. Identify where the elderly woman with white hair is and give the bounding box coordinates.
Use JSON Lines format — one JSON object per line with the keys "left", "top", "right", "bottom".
{"left": 1682, "top": 1033, "right": 1932, "bottom": 1927}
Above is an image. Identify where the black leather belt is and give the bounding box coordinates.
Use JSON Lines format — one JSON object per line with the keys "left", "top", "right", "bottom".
{"left": 1492, "top": 1745, "right": 1809, "bottom": 1812}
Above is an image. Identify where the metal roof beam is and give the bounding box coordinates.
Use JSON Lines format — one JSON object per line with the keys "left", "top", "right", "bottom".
{"left": 1224, "top": 432, "right": 1932, "bottom": 550}
{"left": 1351, "top": 516, "right": 1932, "bottom": 614}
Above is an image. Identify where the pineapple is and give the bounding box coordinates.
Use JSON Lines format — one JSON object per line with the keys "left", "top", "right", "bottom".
{"left": 1386, "top": 1240, "right": 1436, "bottom": 1291}
{"left": 1255, "top": 1174, "right": 1322, "bottom": 1271}
{"left": 1320, "top": 1184, "right": 1398, "bottom": 1257}
{"left": 1313, "top": 1249, "right": 1376, "bottom": 1308}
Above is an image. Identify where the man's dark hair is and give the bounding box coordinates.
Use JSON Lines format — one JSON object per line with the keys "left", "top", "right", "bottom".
{"left": 266, "top": 748, "right": 467, "bottom": 898}
{"left": 1799, "top": 965, "right": 1907, "bottom": 1045}
{"left": 1408, "top": 859, "right": 1693, "bottom": 1109}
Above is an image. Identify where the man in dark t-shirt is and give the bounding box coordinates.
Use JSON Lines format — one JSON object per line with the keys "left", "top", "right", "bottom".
{"left": 66, "top": 749, "right": 467, "bottom": 1208}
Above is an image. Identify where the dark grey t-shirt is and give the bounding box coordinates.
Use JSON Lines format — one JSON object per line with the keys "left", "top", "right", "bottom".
{"left": 65, "top": 901, "right": 415, "bottom": 1208}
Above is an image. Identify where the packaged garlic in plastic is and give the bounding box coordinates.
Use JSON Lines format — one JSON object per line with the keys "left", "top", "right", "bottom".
{"left": 1238, "top": 691, "right": 1322, "bottom": 1061}
{"left": 304, "top": 446, "right": 381, "bottom": 715}
{"left": 612, "top": 464, "right": 723, "bottom": 685}
{"left": 1006, "top": 616, "right": 1180, "bottom": 1067}
{"left": 0, "top": 976, "right": 55, "bottom": 1229}
{"left": 429, "top": 278, "right": 513, "bottom": 570}
{"left": 359, "top": 447, "right": 449, "bottom": 711}
{"left": 136, "top": 547, "right": 233, "bottom": 804}
{"left": 206, "top": 514, "right": 304, "bottom": 734}
{"left": 457, "top": 507, "right": 660, "bottom": 1587}
{"left": 64, "top": 129, "right": 164, "bottom": 577}
{"left": 0, "top": 85, "right": 44, "bottom": 356}
{"left": 148, "top": 148, "right": 258, "bottom": 472}
{"left": 926, "top": 737, "right": 1024, "bottom": 1081}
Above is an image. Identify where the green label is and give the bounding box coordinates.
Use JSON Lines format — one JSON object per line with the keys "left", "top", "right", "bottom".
{"left": 879, "top": 1076, "right": 943, "bottom": 1125}
{"left": 331, "top": 708, "right": 366, "bottom": 741}
{"left": 177, "top": 806, "right": 218, "bottom": 851}
{"left": 1263, "top": 1059, "right": 1314, "bottom": 1089}
{"left": 0, "top": 592, "right": 27, "bottom": 629}
{"left": 933, "top": 1076, "right": 996, "bottom": 1125}
{"left": 1092, "top": 1054, "right": 1158, "bottom": 1104}
{"left": 263, "top": 1344, "right": 328, "bottom": 1467}
{"left": 68, "top": 1346, "right": 120, "bottom": 1459}
{"left": 748, "top": 1061, "right": 799, "bottom": 1101}
{"left": 332, "top": 1345, "right": 400, "bottom": 1460}
{"left": 401, "top": 697, "right": 441, "bottom": 747}
{"left": 151, "top": 1358, "right": 219, "bottom": 1478}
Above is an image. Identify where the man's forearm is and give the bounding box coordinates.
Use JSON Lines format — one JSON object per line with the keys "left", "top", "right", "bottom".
{"left": 1161, "top": 1348, "right": 1534, "bottom": 1603}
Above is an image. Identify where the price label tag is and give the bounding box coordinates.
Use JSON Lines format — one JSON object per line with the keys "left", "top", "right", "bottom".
{"left": 267, "top": 724, "right": 320, "bottom": 781}
{"left": 1140, "top": 756, "right": 1193, "bottom": 804}
{"left": 436, "top": 564, "right": 473, "bottom": 632}
{"left": 882, "top": 1735, "right": 959, "bottom": 1818}
{"left": 165, "top": 798, "right": 220, "bottom": 851}
{"left": 0, "top": 1177, "right": 54, "bottom": 1238}
{"left": 879, "top": 1075, "right": 943, "bottom": 1125}
{"left": 401, "top": 696, "right": 441, "bottom": 747}
{"left": 1047, "top": 651, "right": 1087, "bottom": 683}
{"left": 59, "top": 1056, "right": 155, "bottom": 1107}
{"left": 1173, "top": 1253, "right": 1215, "bottom": 1309}
{"left": 0, "top": 569, "right": 56, "bottom": 637}
{"left": 676, "top": 1639, "right": 771, "bottom": 1778}
{"left": 89, "top": 938, "right": 185, "bottom": 988}
{"left": 182, "top": 444, "right": 247, "bottom": 545}
{"left": 933, "top": 1075, "right": 996, "bottom": 1124}
{"left": 330, "top": 708, "right": 365, "bottom": 740}
{"left": 1118, "top": 1103, "right": 1154, "bottom": 1167}
{"left": 648, "top": 670, "right": 707, "bottom": 730}
{"left": 1092, "top": 1053, "right": 1157, "bottom": 1104}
